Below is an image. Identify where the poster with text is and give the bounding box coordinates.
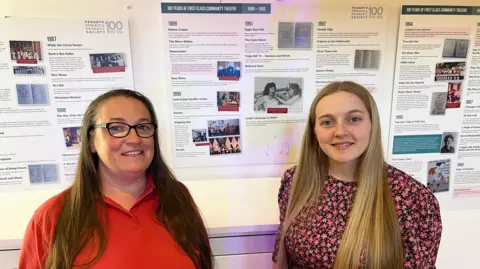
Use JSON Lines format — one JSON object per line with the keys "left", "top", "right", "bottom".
{"left": 387, "top": 5, "right": 480, "bottom": 210}
{"left": 0, "top": 18, "right": 134, "bottom": 192}
{"left": 161, "top": 2, "right": 393, "bottom": 179}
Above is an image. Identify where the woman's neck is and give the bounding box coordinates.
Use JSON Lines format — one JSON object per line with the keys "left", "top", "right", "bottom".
{"left": 99, "top": 170, "right": 147, "bottom": 210}
{"left": 328, "top": 160, "right": 358, "bottom": 183}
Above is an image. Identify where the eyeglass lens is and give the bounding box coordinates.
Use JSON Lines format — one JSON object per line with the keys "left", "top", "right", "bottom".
{"left": 108, "top": 123, "right": 155, "bottom": 138}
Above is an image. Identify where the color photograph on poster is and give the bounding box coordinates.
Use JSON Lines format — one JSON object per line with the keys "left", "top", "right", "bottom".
{"left": 446, "top": 82, "right": 462, "bottom": 108}
{"left": 427, "top": 159, "right": 450, "bottom": 193}
{"left": 253, "top": 77, "right": 303, "bottom": 113}
{"left": 209, "top": 136, "right": 241, "bottom": 155}
{"left": 217, "top": 91, "right": 240, "bottom": 111}
{"left": 434, "top": 61, "right": 465, "bottom": 81}
{"left": 217, "top": 61, "right": 241, "bottom": 81}
{"left": 63, "top": 127, "right": 82, "bottom": 149}
{"left": 89, "top": 53, "right": 126, "bottom": 73}
{"left": 9, "top": 40, "right": 42, "bottom": 64}
{"left": 207, "top": 119, "right": 240, "bottom": 137}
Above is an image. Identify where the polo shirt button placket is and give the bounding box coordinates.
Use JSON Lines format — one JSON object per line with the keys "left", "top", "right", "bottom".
{"left": 130, "top": 215, "right": 140, "bottom": 231}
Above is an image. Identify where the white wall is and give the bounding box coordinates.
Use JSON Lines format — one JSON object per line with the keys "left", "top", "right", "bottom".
{"left": 0, "top": 0, "right": 479, "bottom": 268}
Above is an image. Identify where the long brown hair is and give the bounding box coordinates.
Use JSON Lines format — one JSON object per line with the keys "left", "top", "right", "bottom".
{"left": 45, "top": 89, "right": 213, "bottom": 269}
{"left": 276, "top": 81, "right": 404, "bottom": 269}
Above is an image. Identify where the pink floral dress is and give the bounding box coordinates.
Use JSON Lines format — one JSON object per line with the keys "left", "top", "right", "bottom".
{"left": 272, "top": 165, "right": 442, "bottom": 268}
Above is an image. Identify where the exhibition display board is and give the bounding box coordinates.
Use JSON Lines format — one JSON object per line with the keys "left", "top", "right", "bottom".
{"left": 160, "top": 2, "right": 394, "bottom": 179}
{"left": 1, "top": 4, "right": 479, "bottom": 210}
{"left": 0, "top": 18, "right": 134, "bottom": 192}
{"left": 387, "top": 5, "right": 480, "bottom": 210}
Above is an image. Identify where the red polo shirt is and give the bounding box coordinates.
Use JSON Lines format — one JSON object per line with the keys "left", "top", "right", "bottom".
{"left": 18, "top": 174, "right": 196, "bottom": 269}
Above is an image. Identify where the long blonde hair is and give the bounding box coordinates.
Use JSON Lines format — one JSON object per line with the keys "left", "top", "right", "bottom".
{"left": 276, "top": 81, "right": 404, "bottom": 269}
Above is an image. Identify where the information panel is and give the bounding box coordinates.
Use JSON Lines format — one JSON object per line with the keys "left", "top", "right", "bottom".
{"left": 161, "top": 2, "right": 393, "bottom": 179}
{"left": 0, "top": 18, "right": 134, "bottom": 191}
{"left": 388, "top": 5, "right": 480, "bottom": 209}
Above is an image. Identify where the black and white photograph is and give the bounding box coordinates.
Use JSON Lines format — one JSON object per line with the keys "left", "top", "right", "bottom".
{"left": 440, "top": 132, "right": 457, "bottom": 154}
{"left": 207, "top": 119, "right": 240, "bottom": 138}
{"left": 254, "top": 77, "right": 303, "bottom": 113}
{"left": 442, "top": 39, "right": 469, "bottom": 58}
{"left": 192, "top": 129, "right": 207, "bottom": 143}
{"left": 278, "top": 21, "right": 313, "bottom": 49}
{"left": 354, "top": 49, "right": 381, "bottom": 69}
{"left": 28, "top": 163, "right": 59, "bottom": 184}
{"left": 434, "top": 61, "right": 465, "bottom": 81}
{"left": 89, "top": 53, "right": 126, "bottom": 73}
{"left": 427, "top": 159, "right": 450, "bottom": 193}
{"left": 13, "top": 66, "right": 46, "bottom": 76}
{"left": 209, "top": 136, "right": 241, "bottom": 155}
{"left": 430, "top": 92, "right": 448, "bottom": 115}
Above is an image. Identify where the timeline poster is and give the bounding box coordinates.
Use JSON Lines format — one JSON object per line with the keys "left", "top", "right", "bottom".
{"left": 0, "top": 18, "right": 134, "bottom": 191}
{"left": 387, "top": 5, "right": 480, "bottom": 210}
{"left": 161, "top": 2, "right": 392, "bottom": 179}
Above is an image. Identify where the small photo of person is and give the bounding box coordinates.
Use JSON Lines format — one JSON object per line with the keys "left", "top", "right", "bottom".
{"left": 89, "top": 53, "right": 126, "bottom": 73}
{"left": 446, "top": 82, "right": 462, "bottom": 108}
{"left": 9, "top": 40, "right": 42, "bottom": 64}
{"left": 217, "top": 61, "right": 241, "bottom": 81}
{"left": 253, "top": 77, "right": 303, "bottom": 113}
{"left": 429, "top": 92, "right": 447, "bottom": 115}
{"left": 209, "top": 136, "right": 241, "bottom": 155}
{"left": 207, "top": 119, "right": 240, "bottom": 137}
{"left": 192, "top": 129, "right": 207, "bottom": 143}
{"left": 217, "top": 91, "right": 240, "bottom": 111}
{"left": 427, "top": 159, "right": 450, "bottom": 193}
{"left": 440, "top": 132, "right": 457, "bottom": 154}
{"left": 63, "top": 127, "right": 82, "bottom": 149}
{"left": 434, "top": 61, "right": 465, "bottom": 81}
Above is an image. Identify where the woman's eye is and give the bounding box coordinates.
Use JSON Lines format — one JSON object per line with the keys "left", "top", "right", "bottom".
{"left": 350, "top": 117, "right": 362, "bottom": 123}
{"left": 320, "top": 120, "right": 333, "bottom": 127}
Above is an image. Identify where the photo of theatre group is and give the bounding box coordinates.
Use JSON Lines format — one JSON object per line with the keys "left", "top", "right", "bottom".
{"left": 430, "top": 39, "right": 468, "bottom": 116}
{"left": 192, "top": 119, "right": 241, "bottom": 156}
{"left": 10, "top": 40, "right": 46, "bottom": 76}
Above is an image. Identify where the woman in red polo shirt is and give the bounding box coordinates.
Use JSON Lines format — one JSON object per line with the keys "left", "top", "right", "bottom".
{"left": 18, "top": 89, "right": 213, "bottom": 269}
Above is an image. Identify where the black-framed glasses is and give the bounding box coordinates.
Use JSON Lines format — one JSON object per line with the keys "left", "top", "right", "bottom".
{"left": 92, "top": 122, "right": 157, "bottom": 138}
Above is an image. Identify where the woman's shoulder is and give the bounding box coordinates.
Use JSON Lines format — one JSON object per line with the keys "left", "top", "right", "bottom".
{"left": 30, "top": 188, "right": 69, "bottom": 226}
{"left": 385, "top": 164, "right": 441, "bottom": 214}
{"left": 279, "top": 165, "right": 297, "bottom": 189}
{"left": 278, "top": 166, "right": 297, "bottom": 200}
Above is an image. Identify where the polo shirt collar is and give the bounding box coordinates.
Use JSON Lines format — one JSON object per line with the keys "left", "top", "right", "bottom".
{"left": 98, "top": 173, "right": 156, "bottom": 207}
